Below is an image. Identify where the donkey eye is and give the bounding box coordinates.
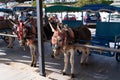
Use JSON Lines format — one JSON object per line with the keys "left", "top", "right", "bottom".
{"left": 58, "top": 39, "right": 62, "bottom": 42}
{"left": 58, "top": 37, "right": 62, "bottom": 42}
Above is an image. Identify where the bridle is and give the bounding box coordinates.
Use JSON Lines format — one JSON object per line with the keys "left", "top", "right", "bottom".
{"left": 17, "top": 19, "right": 37, "bottom": 46}
{"left": 51, "top": 27, "right": 75, "bottom": 50}
{"left": 51, "top": 29, "right": 66, "bottom": 49}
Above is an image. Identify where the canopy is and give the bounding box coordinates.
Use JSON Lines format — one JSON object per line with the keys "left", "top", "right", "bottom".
{"left": 13, "top": 6, "right": 36, "bottom": 11}
{"left": 0, "top": 8, "right": 13, "bottom": 13}
{"left": 45, "top": 5, "right": 81, "bottom": 12}
{"left": 81, "top": 4, "right": 118, "bottom": 12}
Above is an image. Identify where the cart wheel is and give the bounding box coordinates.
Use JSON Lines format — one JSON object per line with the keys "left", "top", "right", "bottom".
{"left": 116, "top": 46, "right": 120, "bottom": 62}
{"left": 3, "top": 35, "right": 15, "bottom": 44}
{"left": 116, "top": 53, "right": 120, "bottom": 62}
{"left": 1, "top": 31, "right": 15, "bottom": 44}
{"left": 3, "top": 36, "right": 10, "bottom": 44}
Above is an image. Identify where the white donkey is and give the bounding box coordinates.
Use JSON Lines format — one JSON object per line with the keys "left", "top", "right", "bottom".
{"left": 51, "top": 24, "right": 91, "bottom": 78}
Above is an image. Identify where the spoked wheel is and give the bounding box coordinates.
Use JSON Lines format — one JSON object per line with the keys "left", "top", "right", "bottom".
{"left": 116, "top": 46, "right": 120, "bottom": 62}
{"left": 1, "top": 31, "right": 15, "bottom": 44}
{"left": 1, "top": 32, "right": 9, "bottom": 44}
{"left": 116, "top": 53, "right": 120, "bottom": 62}
{"left": 3, "top": 36, "right": 10, "bottom": 44}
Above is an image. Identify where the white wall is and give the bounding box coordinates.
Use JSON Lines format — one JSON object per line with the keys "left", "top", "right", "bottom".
{"left": 45, "top": 0, "right": 78, "bottom": 3}
{"left": 114, "top": 0, "right": 120, "bottom": 3}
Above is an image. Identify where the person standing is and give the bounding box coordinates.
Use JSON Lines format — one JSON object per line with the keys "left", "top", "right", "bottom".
{"left": 19, "top": 12, "right": 26, "bottom": 22}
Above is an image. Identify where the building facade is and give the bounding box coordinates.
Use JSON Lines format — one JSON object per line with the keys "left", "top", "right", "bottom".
{"left": 110, "top": 0, "right": 120, "bottom": 7}
{"left": 44, "top": 0, "right": 78, "bottom": 3}
{"left": 113, "top": 0, "right": 120, "bottom": 3}
{"left": 44, "top": 0, "right": 117, "bottom": 4}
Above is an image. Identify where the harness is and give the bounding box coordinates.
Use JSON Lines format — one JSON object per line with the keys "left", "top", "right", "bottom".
{"left": 17, "top": 21, "right": 24, "bottom": 40}
{"left": 51, "top": 28, "right": 75, "bottom": 49}
{"left": 27, "top": 24, "right": 37, "bottom": 39}
{"left": 17, "top": 20, "right": 37, "bottom": 42}
{"left": 52, "top": 30, "right": 66, "bottom": 48}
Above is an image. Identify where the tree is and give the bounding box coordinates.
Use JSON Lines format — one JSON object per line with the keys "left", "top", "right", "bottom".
{"left": 74, "top": 0, "right": 113, "bottom": 7}
{"left": 30, "top": 0, "right": 113, "bottom": 7}
{"left": 15, "top": 0, "right": 29, "bottom": 3}
{"left": 32, "top": 0, "right": 46, "bottom": 8}
{"left": 32, "top": 0, "right": 36, "bottom": 6}
{"left": 100, "top": 0, "right": 113, "bottom": 4}
{"left": 74, "top": 0, "right": 101, "bottom": 7}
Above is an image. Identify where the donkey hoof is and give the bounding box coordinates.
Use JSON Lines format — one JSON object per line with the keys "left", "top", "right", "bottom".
{"left": 89, "top": 53, "right": 91, "bottom": 56}
{"left": 31, "top": 63, "right": 33, "bottom": 67}
{"left": 7, "top": 46, "right": 10, "bottom": 48}
{"left": 10, "top": 46, "right": 13, "bottom": 48}
{"left": 31, "top": 63, "right": 37, "bottom": 67}
{"left": 84, "top": 63, "right": 89, "bottom": 65}
{"left": 62, "top": 72, "right": 66, "bottom": 75}
{"left": 7, "top": 46, "right": 12, "bottom": 48}
{"left": 11, "top": 47, "right": 13, "bottom": 48}
{"left": 80, "top": 63, "right": 84, "bottom": 65}
{"left": 71, "top": 74, "right": 75, "bottom": 78}
{"left": 51, "top": 54, "right": 54, "bottom": 58}
{"left": 31, "top": 64, "right": 33, "bottom": 67}
{"left": 33, "top": 64, "right": 37, "bottom": 67}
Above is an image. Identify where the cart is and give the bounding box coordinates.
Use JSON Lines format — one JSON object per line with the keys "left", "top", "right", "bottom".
{"left": 0, "top": 8, "right": 15, "bottom": 44}
{"left": 45, "top": 4, "right": 120, "bottom": 62}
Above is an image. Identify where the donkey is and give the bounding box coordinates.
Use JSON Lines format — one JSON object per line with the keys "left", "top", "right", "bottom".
{"left": 51, "top": 25, "right": 91, "bottom": 78}
{"left": 10, "top": 17, "right": 38, "bottom": 67}
{"left": 10, "top": 15, "right": 50, "bottom": 67}
{"left": 10, "top": 14, "right": 58, "bottom": 67}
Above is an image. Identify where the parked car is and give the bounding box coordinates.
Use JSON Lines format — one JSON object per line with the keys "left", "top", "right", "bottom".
{"left": 83, "top": 11, "right": 101, "bottom": 25}
{"left": 109, "top": 13, "right": 120, "bottom": 22}
{"left": 24, "top": 1, "right": 32, "bottom": 4}
{"left": 63, "top": 14, "right": 76, "bottom": 20}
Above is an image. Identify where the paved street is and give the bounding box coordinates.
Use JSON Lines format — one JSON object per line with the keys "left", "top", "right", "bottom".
{"left": 0, "top": 39, "right": 120, "bottom": 80}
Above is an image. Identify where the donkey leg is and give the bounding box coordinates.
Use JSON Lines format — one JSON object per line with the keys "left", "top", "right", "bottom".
{"left": 33, "top": 47, "right": 37, "bottom": 67}
{"left": 22, "top": 46, "right": 26, "bottom": 51}
{"left": 80, "top": 48, "right": 86, "bottom": 64}
{"left": 29, "top": 46, "right": 34, "bottom": 67}
{"left": 31, "top": 55, "right": 34, "bottom": 67}
{"left": 63, "top": 53, "right": 68, "bottom": 75}
{"left": 85, "top": 48, "right": 90, "bottom": 64}
{"left": 70, "top": 49, "right": 75, "bottom": 78}
{"left": 7, "top": 36, "right": 14, "bottom": 48}
{"left": 33, "top": 52, "right": 37, "bottom": 67}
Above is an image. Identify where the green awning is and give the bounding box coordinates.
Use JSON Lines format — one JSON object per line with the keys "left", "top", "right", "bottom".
{"left": 45, "top": 5, "right": 81, "bottom": 12}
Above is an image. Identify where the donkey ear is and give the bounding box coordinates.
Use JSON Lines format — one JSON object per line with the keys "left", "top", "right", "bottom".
{"left": 49, "top": 22, "right": 56, "bottom": 32}
{"left": 57, "top": 25, "right": 62, "bottom": 32}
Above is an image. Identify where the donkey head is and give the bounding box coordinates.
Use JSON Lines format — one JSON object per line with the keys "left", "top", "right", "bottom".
{"left": 51, "top": 25, "right": 74, "bottom": 59}
{"left": 51, "top": 29, "right": 66, "bottom": 59}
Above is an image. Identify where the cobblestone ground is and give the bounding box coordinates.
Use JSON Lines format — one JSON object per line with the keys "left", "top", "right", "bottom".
{"left": 0, "top": 39, "right": 120, "bottom": 80}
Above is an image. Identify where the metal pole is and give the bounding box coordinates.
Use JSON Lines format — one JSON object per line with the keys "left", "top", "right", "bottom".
{"left": 108, "top": 12, "right": 111, "bottom": 22}
{"left": 31, "top": 0, "right": 33, "bottom": 3}
{"left": 36, "top": 0, "right": 45, "bottom": 76}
